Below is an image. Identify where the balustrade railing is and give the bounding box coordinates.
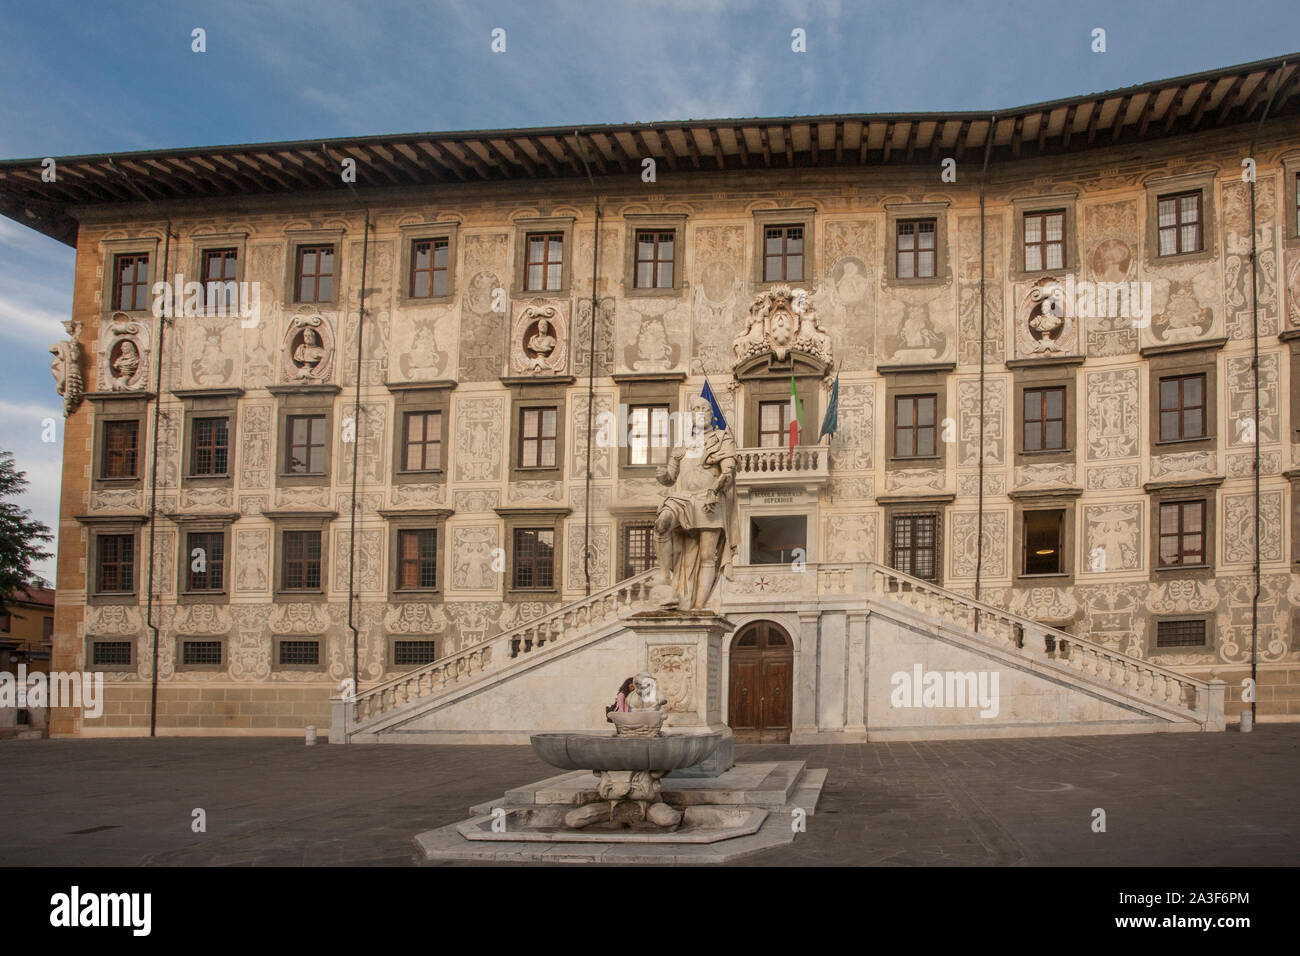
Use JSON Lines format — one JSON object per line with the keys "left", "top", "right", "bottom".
{"left": 734, "top": 445, "right": 830, "bottom": 482}
{"left": 861, "top": 562, "right": 1208, "bottom": 716}
{"left": 347, "top": 569, "right": 656, "bottom": 725}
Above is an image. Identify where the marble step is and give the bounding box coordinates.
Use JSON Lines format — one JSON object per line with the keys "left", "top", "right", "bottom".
{"left": 469, "top": 760, "right": 818, "bottom": 816}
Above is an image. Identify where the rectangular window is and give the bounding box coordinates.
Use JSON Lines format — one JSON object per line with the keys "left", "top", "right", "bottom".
{"left": 278, "top": 640, "right": 319, "bottom": 666}
{"left": 282, "top": 531, "right": 322, "bottom": 591}
{"left": 1156, "top": 619, "right": 1207, "bottom": 648}
{"left": 295, "top": 244, "right": 335, "bottom": 303}
{"left": 0, "top": 614, "right": 9, "bottom": 632}
{"left": 102, "top": 420, "right": 139, "bottom": 479}
{"left": 891, "top": 513, "right": 937, "bottom": 581}
{"left": 181, "top": 640, "right": 223, "bottom": 666}
{"left": 397, "top": 529, "right": 439, "bottom": 590}
{"left": 92, "top": 641, "right": 132, "bottom": 667}
{"left": 763, "top": 225, "right": 804, "bottom": 282}
{"left": 1158, "top": 373, "right": 1206, "bottom": 442}
{"left": 97, "top": 534, "right": 135, "bottom": 593}
{"left": 896, "top": 220, "right": 936, "bottom": 279}
{"left": 112, "top": 253, "right": 150, "bottom": 311}
{"left": 622, "top": 523, "right": 656, "bottom": 579}
{"left": 894, "top": 395, "right": 937, "bottom": 458}
{"left": 758, "top": 400, "right": 792, "bottom": 449}
{"left": 634, "top": 230, "right": 675, "bottom": 289}
{"left": 286, "top": 414, "right": 327, "bottom": 474}
{"left": 402, "top": 411, "right": 442, "bottom": 472}
{"left": 512, "top": 528, "right": 555, "bottom": 590}
{"left": 518, "top": 407, "right": 558, "bottom": 469}
{"left": 1023, "top": 509, "right": 1065, "bottom": 575}
{"left": 201, "top": 248, "right": 239, "bottom": 311}
{"left": 1023, "top": 211, "right": 1066, "bottom": 272}
{"left": 190, "top": 416, "right": 230, "bottom": 476}
{"left": 186, "top": 531, "right": 225, "bottom": 592}
{"left": 42, "top": 616, "right": 53, "bottom": 640}
{"left": 1157, "top": 192, "right": 1202, "bottom": 256}
{"left": 1023, "top": 387, "right": 1066, "bottom": 452}
{"left": 627, "top": 404, "right": 670, "bottom": 465}
{"left": 749, "top": 515, "right": 808, "bottom": 565}
{"left": 409, "top": 238, "right": 449, "bottom": 298}
{"left": 524, "top": 232, "right": 564, "bottom": 291}
{"left": 394, "top": 640, "right": 439, "bottom": 667}
{"left": 1158, "top": 500, "right": 1206, "bottom": 568}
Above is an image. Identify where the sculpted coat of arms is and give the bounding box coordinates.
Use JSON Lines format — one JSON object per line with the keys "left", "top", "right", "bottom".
{"left": 731, "top": 286, "right": 833, "bottom": 372}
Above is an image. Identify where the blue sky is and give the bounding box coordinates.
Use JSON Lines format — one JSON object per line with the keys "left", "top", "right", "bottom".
{"left": 1, "top": 0, "right": 1297, "bottom": 583}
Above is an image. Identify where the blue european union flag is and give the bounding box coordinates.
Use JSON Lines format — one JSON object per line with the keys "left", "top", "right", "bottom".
{"left": 701, "top": 379, "right": 728, "bottom": 431}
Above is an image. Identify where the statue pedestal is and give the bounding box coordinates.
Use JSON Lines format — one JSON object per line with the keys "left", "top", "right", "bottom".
{"left": 621, "top": 610, "right": 735, "bottom": 778}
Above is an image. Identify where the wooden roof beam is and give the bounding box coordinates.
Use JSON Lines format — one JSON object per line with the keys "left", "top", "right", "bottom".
{"left": 1085, "top": 100, "right": 1103, "bottom": 143}
{"left": 1012, "top": 115, "right": 1024, "bottom": 158}
{"left": 414, "top": 141, "right": 470, "bottom": 181}
{"left": 653, "top": 129, "right": 678, "bottom": 171}
{"left": 597, "top": 132, "right": 630, "bottom": 174}
{"left": 881, "top": 121, "right": 895, "bottom": 163}
{"left": 371, "top": 142, "right": 427, "bottom": 182}
{"left": 834, "top": 122, "right": 844, "bottom": 163}
{"left": 143, "top": 158, "right": 204, "bottom": 194}
{"left": 1161, "top": 85, "right": 1189, "bottom": 134}
{"left": 1215, "top": 74, "right": 1248, "bottom": 124}
{"left": 519, "top": 138, "right": 558, "bottom": 178}
{"left": 1110, "top": 94, "right": 1133, "bottom": 142}
{"left": 491, "top": 139, "right": 537, "bottom": 177}
{"left": 903, "top": 122, "right": 918, "bottom": 162}
{"left": 441, "top": 140, "right": 493, "bottom": 179}
{"left": 1186, "top": 82, "right": 1215, "bottom": 129}
{"left": 707, "top": 128, "right": 726, "bottom": 170}
{"left": 809, "top": 124, "right": 820, "bottom": 165}
{"left": 573, "top": 132, "right": 606, "bottom": 175}
{"left": 341, "top": 145, "right": 403, "bottom": 186}
{"left": 260, "top": 151, "right": 322, "bottom": 189}
{"left": 734, "top": 127, "right": 751, "bottom": 168}
{"left": 1036, "top": 110, "right": 1050, "bottom": 152}
{"left": 1061, "top": 104, "right": 1078, "bottom": 149}
{"left": 680, "top": 128, "right": 703, "bottom": 169}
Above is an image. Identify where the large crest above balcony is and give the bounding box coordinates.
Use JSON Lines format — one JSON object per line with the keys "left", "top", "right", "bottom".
{"left": 731, "top": 286, "right": 833, "bottom": 379}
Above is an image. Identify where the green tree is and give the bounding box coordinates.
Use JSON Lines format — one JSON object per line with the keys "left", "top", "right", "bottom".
{"left": 0, "top": 450, "right": 54, "bottom": 615}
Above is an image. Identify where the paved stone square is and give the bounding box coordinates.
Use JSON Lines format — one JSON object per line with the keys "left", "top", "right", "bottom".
{"left": 1, "top": 728, "right": 1297, "bottom": 866}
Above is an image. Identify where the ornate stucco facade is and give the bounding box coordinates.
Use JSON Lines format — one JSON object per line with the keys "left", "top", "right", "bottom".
{"left": 5, "top": 56, "right": 1299, "bottom": 737}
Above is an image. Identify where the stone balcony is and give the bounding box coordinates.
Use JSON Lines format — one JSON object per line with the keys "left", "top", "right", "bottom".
{"left": 732, "top": 445, "right": 830, "bottom": 495}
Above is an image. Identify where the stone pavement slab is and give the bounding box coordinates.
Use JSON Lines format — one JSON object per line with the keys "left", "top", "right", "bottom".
{"left": 1, "top": 728, "right": 1298, "bottom": 866}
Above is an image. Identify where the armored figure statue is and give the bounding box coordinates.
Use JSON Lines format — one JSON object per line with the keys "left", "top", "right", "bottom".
{"left": 49, "top": 320, "right": 84, "bottom": 416}
{"left": 651, "top": 396, "right": 740, "bottom": 610}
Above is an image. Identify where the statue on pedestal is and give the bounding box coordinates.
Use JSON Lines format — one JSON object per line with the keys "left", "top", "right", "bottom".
{"left": 651, "top": 397, "right": 739, "bottom": 610}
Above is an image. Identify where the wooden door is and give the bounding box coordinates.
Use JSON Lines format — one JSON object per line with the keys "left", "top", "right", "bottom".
{"left": 728, "top": 621, "right": 794, "bottom": 743}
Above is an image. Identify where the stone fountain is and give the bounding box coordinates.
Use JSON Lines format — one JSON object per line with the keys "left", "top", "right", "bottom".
{"left": 413, "top": 667, "right": 827, "bottom": 861}
{"left": 530, "top": 672, "right": 722, "bottom": 831}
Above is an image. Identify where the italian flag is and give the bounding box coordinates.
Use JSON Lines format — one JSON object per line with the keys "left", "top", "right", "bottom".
{"left": 788, "top": 375, "right": 804, "bottom": 458}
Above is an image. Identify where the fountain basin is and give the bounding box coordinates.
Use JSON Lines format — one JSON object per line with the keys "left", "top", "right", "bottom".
{"left": 530, "top": 731, "right": 722, "bottom": 772}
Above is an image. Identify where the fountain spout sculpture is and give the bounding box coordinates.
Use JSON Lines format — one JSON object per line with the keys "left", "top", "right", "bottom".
{"left": 529, "top": 674, "right": 722, "bottom": 831}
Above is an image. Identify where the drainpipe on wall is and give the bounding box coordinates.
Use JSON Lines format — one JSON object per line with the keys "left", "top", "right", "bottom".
{"left": 109, "top": 156, "right": 174, "bottom": 738}
{"left": 973, "top": 113, "right": 996, "bottom": 630}
{"left": 347, "top": 209, "right": 371, "bottom": 696}
{"left": 1246, "top": 62, "right": 1286, "bottom": 723}
{"left": 144, "top": 223, "right": 173, "bottom": 737}
{"left": 322, "top": 143, "right": 371, "bottom": 705}
{"left": 575, "top": 131, "right": 600, "bottom": 597}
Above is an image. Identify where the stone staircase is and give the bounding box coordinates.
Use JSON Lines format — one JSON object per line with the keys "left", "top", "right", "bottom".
{"left": 333, "top": 561, "right": 1223, "bottom": 743}
{"left": 850, "top": 562, "right": 1222, "bottom": 729}
{"left": 331, "top": 569, "right": 657, "bottom": 742}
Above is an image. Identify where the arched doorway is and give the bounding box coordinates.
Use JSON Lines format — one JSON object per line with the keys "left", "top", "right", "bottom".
{"left": 728, "top": 621, "right": 793, "bottom": 743}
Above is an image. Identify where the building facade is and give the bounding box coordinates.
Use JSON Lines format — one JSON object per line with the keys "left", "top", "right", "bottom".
{"left": 4, "top": 55, "right": 1299, "bottom": 738}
